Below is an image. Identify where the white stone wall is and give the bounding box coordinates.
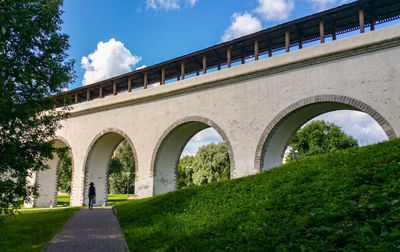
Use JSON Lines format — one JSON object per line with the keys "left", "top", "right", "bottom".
{"left": 23, "top": 170, "right": 37, "bottom": 208}
{"left": 32, "top": 139, "right": 69, "bottom": 207}
{"left": 35, "top": 155, "right": 59, "bottom": 207}
{"left": 32, "top": 24, "right": 400, "bottom": 207}
{"left": 83, "top": 132, "right": 124, "bottom": 206}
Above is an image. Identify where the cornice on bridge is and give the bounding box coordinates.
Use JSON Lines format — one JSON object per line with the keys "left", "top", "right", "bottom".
{"left": 62, "top": 23, "right": 400, "bottom": 116}
{"left": 53, "top": 0, "right": 400, "bottom": 107}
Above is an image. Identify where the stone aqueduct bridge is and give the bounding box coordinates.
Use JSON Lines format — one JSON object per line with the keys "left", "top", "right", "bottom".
{"left": 26, "top": 8, "right": 400, "bottom": 207}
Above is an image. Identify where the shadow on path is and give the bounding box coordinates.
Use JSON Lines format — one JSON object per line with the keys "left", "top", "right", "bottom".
{"left": 42, "top": 207, "right": 128, "bottom": 252}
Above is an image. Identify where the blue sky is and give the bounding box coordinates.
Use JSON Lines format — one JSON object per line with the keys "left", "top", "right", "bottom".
{"left": 61, "top": 0, "right": 355, "bottom": 88}
{"left": 61, "top": 0, "right": 389, "bottom": 156}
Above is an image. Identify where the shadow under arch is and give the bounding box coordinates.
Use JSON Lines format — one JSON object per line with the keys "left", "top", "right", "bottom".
{"left": 255, "top": 95, "right": 396, "bottom": 173}
{"left": 151, "top": 116, "right": 234, "bottom": 196}
{"left": 32, "top": 137, "right": 73, "bottom": 207}
{"left": 82, "top": 128, "right": 139, "bottom": 206}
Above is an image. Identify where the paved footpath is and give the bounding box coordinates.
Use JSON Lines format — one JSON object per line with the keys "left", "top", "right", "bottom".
{"left": 42, "top": 207, "right": 129, "bottom": 252}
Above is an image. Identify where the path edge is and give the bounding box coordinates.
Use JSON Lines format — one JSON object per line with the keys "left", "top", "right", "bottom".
{"left": 40, "top": 207, "right": 80, "bottom": 252}
{"left": 113, "top": 206, "right": 130, "bottom": 252}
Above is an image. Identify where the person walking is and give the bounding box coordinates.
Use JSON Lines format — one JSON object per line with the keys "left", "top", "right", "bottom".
{"left": 88, "top": 182, "right": 96, "bottom": 210}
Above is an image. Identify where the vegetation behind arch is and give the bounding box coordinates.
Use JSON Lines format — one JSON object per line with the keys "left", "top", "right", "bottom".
{"left": 288, "top": 120, "right": 358, "bottom": 161}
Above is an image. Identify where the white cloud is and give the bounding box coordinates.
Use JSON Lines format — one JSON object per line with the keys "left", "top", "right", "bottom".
{"left": 221, "top": 12, "right": 263, "bottom": 42}
{"left": 181, "top": 128, "right": 223, "bottom": 157}
{"left": 307, "top": 0, "right": 348, "bottom": 11}
{"left": 81, "top": 38, "right": 141, "bottom": 85}
{"left": 221, "top": 0, "right": 295, "bottom": 41}
{"left": 136, "top": 65, "right": 147, "bottom": 70}
{"left": 285, "top": 110, "right": 387, "bottom": 159}
{"left": 145, "top": 0, "right": 198, "bottom": 11}
{"left": 181, "top": 149, "right": 195, "bottom": 157}
{"left": 146, "top": 0, "right": 180, "bottom": 11}
{"left": 191, "top": 128, "right": 222, "bottom": 142}
{"left": 187, "top": 0, "right": 198, "bottom": 7}
{"left": 255, "top": 0, "right": 294, "bottom": 21}
{"left": 148, "top": 82, "right": 160, "bottom": 88}
{"left": 310, "top": 110, "right": 388, "bottom": 146}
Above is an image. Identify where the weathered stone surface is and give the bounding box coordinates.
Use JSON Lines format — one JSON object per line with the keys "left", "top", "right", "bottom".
{"left": 30, "top": 24, "right": 400, "bottom": 207}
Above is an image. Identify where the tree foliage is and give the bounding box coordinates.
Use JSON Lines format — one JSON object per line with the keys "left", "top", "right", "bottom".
{"left": 177, "top": 155, "right": 194, "bottom": 189}
{"left": 108, "top": 140, "right": 135, "bottom": 194}
{"left": 0, "top": 0, "right": 74, "bottom": 215}
{"left": 191, "top": 142, "right": 230, "bottom": 186}
{"left": 288, "top": 120, "right": 358, "bottom": 160}
{"left": 58, "top": 150, "right": 71, "bottom": 193}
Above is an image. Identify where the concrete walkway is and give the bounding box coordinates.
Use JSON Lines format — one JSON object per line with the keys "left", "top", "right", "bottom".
{"left": 42, "top": 207, "right": 129, "bottom": 252}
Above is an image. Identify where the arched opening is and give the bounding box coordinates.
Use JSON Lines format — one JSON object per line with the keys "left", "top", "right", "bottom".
{"left": 57, "top": 148, "right": 72, "bottom": 207}
{"left": 83, "top": 130, "right": 137, "bottom": 206}
{"left": 256, "top": 95, "right": 396, "bottom": 172}
{"left": 33, "top": 138, "right": 73, "bottom": 208}
{"left": 178, "top": 128, "right": 230, "bottom": 189}
{"left": 152, "top": 117, "right": 234, "bottom": 196}
{"left": 108, "top": 140, "right": 136, "bottom": 200}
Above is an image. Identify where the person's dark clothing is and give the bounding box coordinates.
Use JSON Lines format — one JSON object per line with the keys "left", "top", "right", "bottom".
{"left": 89, "top": 186, "right": 95, "bottom": 196}
{"left": 88, "top": 185, "right": 96, "bottom": 210}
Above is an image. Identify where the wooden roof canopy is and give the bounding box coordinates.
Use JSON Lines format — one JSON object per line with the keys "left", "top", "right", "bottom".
{"left": 54, "top": 0, "right": 400, "bottom": 106}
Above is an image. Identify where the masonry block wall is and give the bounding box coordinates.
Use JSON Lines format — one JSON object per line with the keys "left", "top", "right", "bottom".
{"left": 31, "top": 25, "right": 400, "bottom": 207}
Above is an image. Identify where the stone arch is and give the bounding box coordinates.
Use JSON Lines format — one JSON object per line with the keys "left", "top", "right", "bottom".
{"left": 151, "top": 116, "right": 234, "bottom": 196}
{"left": 255, "top": 95, "right": 396, "bottom": 173}
{"left": 82, "top": 128, "right": 138, "bottom": 206}
{"left": 32, "top": 137, "right": 73, "bottom": 207}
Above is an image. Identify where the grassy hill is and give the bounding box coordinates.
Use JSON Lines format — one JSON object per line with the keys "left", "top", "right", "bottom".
{"left": 0, "top": 208, "right": 78, "bottom": 252}
{"left": 115, "top": 139, "right": 400, "bottom": 251}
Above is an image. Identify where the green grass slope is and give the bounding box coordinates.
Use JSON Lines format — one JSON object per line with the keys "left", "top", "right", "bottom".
{"left": 0, "top": 208, "right": 78, "bottom": 252}
{"left": 116, "top": 139, "right": 400, "bottom": 251}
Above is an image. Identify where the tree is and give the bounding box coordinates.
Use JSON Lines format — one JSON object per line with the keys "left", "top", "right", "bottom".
{"left": 288, "top": 120, "right": 358, "bottom": 160}
{"left": 58, "top": 151, "right": 71, "bottom": 193}
{"left": 177, "top": 155, "right": 194, "bottom": 189}
{"left": 191, "top": 142, "right": 230, "bottom": 186}
{"left": 108, "top": 140, "right": 135, "bottom": 194}
{"left": 108, "top": 158, "right": 124, "bottom": 194}
{"left": 0, "top": 0, "right": 74, "bottom": 215}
